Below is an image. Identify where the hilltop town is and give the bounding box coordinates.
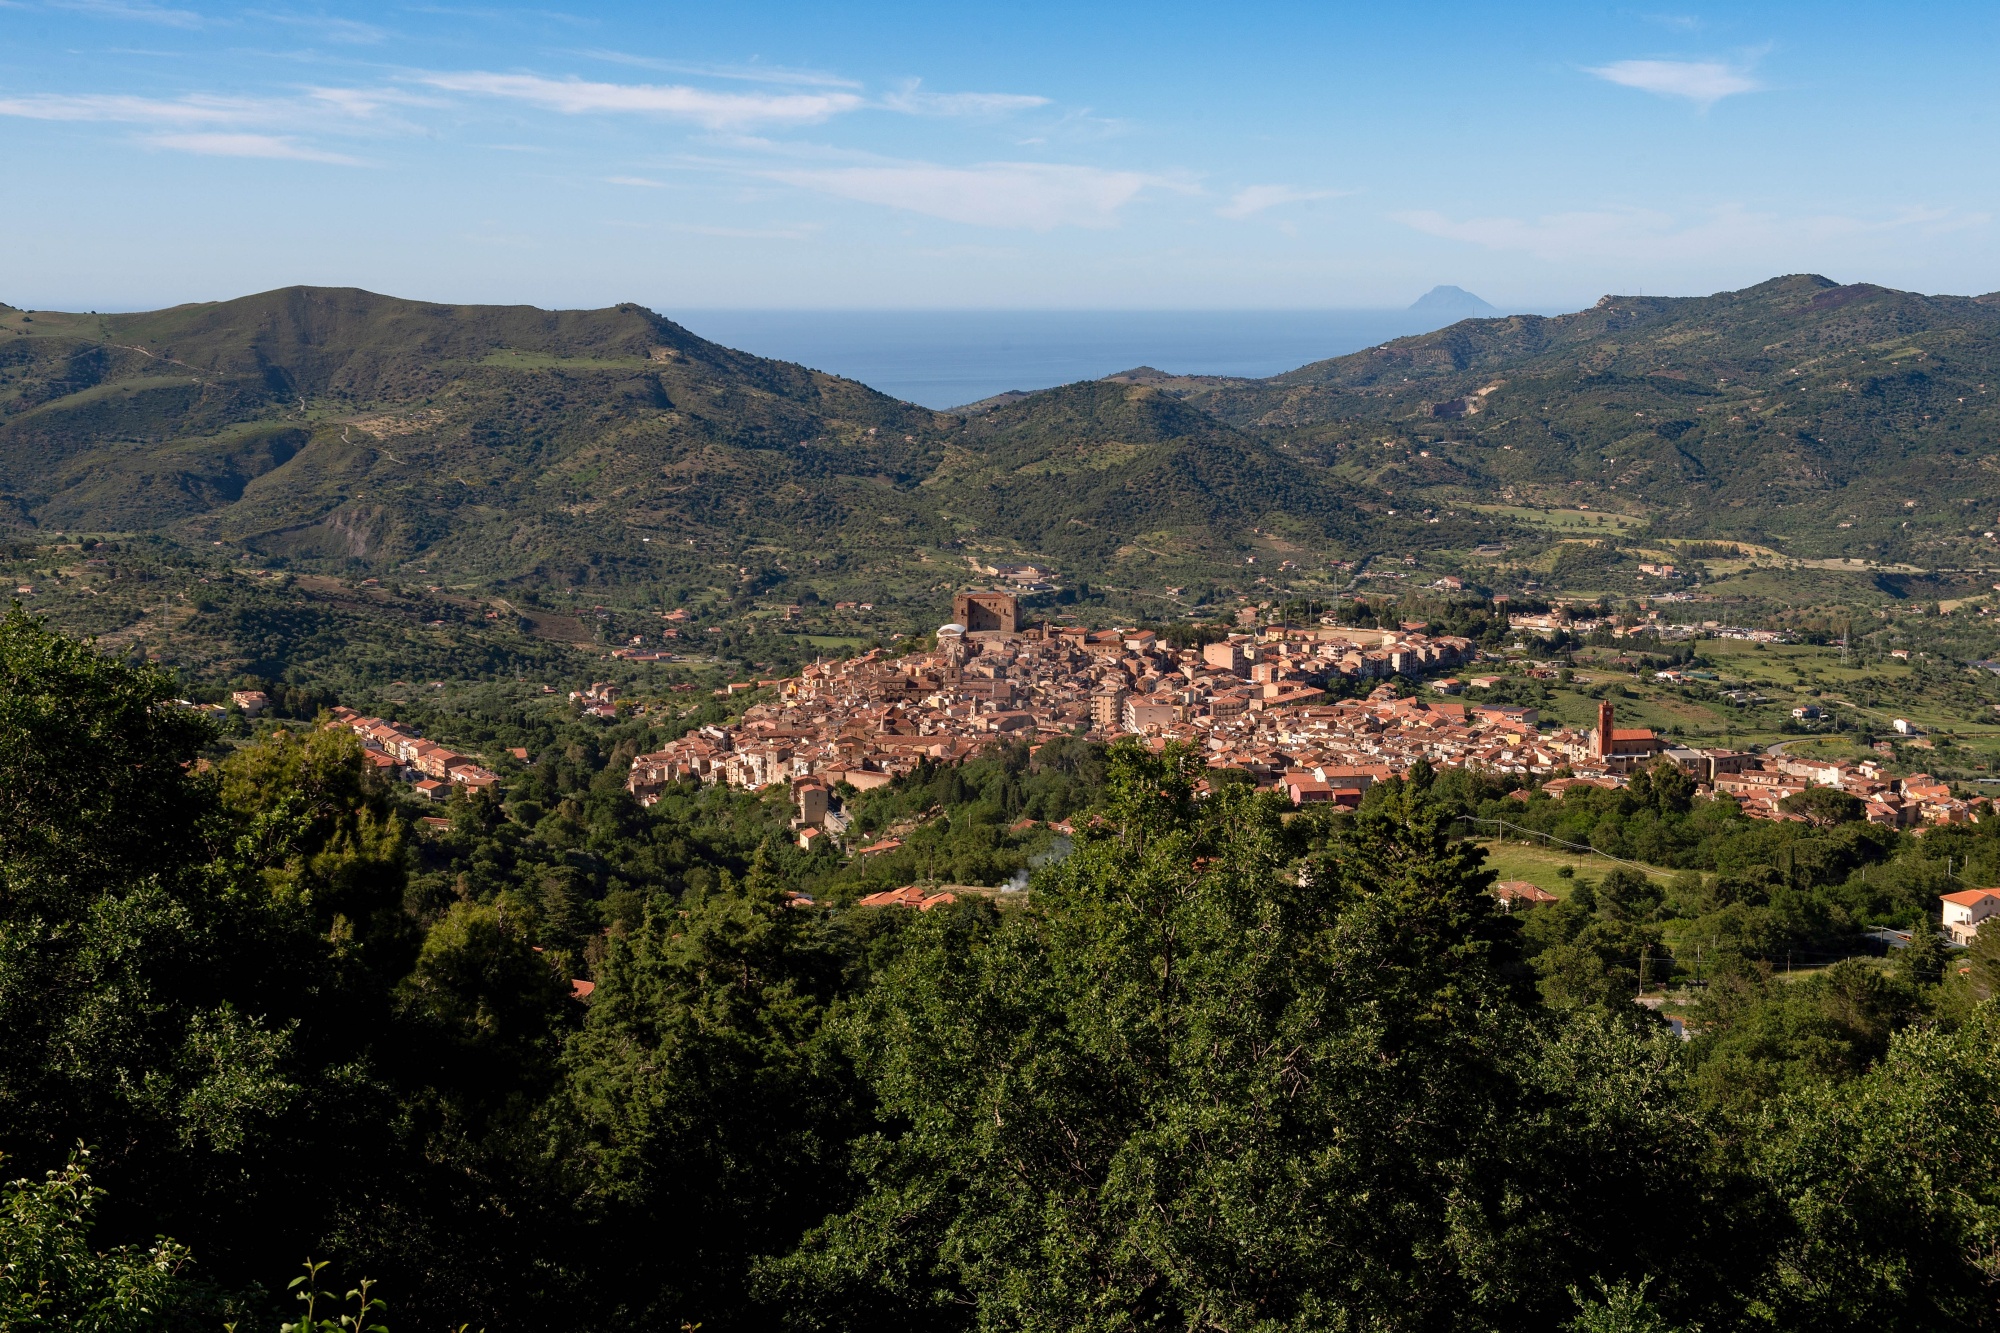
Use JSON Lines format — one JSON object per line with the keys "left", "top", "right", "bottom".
{"left": 619, "top": 592, "right": 1985, "bottom": 841}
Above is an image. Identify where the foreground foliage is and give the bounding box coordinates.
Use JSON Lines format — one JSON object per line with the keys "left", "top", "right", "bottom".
{"left": 4, "top": 609, "right": 2000, "bottom": 1331}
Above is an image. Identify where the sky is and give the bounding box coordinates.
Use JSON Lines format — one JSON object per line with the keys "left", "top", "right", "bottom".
{"left": 2, "top": 1, "right": 1997, "bottom": 313}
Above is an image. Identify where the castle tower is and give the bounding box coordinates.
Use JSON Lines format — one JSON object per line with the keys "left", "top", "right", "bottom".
{"left": 1595, "top": 699, "right": 1614, "bottom": 759}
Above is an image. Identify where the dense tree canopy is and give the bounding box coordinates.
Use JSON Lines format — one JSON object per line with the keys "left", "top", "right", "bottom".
{"left": 4, "top": 609, "right": 2000, "bottom": 1331}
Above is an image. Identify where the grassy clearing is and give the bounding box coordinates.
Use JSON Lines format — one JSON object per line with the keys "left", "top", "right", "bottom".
{"left": 1472, "top": 837, "right": 1677, "bottom": 897}
{"left": 1538, "top": 683, "right": 1760, "bottom": 743}
{"left": 476, "top": 350, "right": 648, "bottom": 370}
{"left": 1466, "top": 503, "right": 1645, "bottom": 532}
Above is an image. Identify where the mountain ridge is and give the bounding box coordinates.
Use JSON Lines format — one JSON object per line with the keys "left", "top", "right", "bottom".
{"left": 0, "top": 286, "right": 1392, "bottom": 591}
{"left": 12, "top": 275, "right": 2000, "bottom": 594}
{"left": 1109, "top": 275, "right": 2000, "bottom": 560}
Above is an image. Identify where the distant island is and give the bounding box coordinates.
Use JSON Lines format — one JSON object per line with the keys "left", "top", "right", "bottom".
{"left": 1409, "top": 284, "right": 1499, "bottom": 318}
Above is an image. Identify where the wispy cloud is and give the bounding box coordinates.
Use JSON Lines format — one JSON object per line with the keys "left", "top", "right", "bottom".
{"left": 303, "top": 85, "right": 437, "bottom": 118}
{"left": 1395, "top": 202, "right": 1982, "bottom": 263}
{"left": 248, "top": 11, "right": 388, "bottom": 44}
{"left": 1586, "top": 58, "right": 1760, "bottom": 107}
{"left": 0, "top": 92, "right": 255, "bottom": 124}
{"left": 576, "top": 51, "right": 861, "bottom": 89}
{"left": 50, "top": 0, "right": 201, "bottom": 26}
{"left": 143, "top": 131, "right": 360, "bottom": 162}
{"left": 1218, "top": 184, "right": 1339, "bottom": 219}
{"left": 0, "top": 86, "right": 407, "bottom": 161}
{"left": 880, "top": 81, "right": 1050, "bottom": 117}
{"left": 765, "top": 160, "right": 1167, "bottom": 230}
{"left": 605, "top": 174, "right": 663, "bottom": 187}
{"left": 418, "top": 71, "right": 863, "bottom": 128}
{"left": 1644, "top": 13, "right": 1705, "bottom": 31}
{"left": 0, "top": 86, "right": 424, "bottom": 126}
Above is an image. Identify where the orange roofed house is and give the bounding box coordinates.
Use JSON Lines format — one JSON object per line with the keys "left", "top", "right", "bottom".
{"left": 1941, "top": 888, "right": 2000, "bottom": 944}
{"left": 1493, "top": 881, "right": 1559, "bottom": 911}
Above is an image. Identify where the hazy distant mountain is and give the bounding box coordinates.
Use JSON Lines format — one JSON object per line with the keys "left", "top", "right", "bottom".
{"left": 1409, "top": 285, "right": 1499, "bottom": 318}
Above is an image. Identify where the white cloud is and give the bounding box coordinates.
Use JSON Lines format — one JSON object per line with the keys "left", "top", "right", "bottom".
{"left": 605, "top": 175, "right": 663, "bottom": 187}
{"left": 50, "top": 0, "right": 201, "bottom": 26}
{"left": 1586, "top": 58, "right": 1760, "bottom": 107}
{"left": 142, "top": 131, "right": 361, "bottom": 163}
{"left": 577, "top": 52, "right": 862, "bottom": 89}
{"left": 0, "top": 92, "right": 254, "bottom": 124}
{"left": 303, "top": 89, "right": 432, "bottom": 128}
{"left": 765, "top": 160, "right": 1164, "bottom": 230}
{"left": 1218, "top": 184, "right": 1339, "bottom": 219}
{"left": 249, "top": 11, "right": 386, "bottom": 43}
{"left": 0, "top": 86, "right": 421, "bottom": 127}
{"left": 880, "top": 82, "right": 1050, "bottom": 117}
{"left": 0, "top": 88, "right": 400, "bottom": 162}
{"left": 419, "top": 71, "right": 863, "bottom": 129}
{"left": 1395, "top": 203, "right": 1981, "bottom": 264}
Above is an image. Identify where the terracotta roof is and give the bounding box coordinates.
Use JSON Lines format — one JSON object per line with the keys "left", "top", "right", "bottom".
{"left": 1494, "top": 880, "right": 1559, "bottom": 904}
{"left": 1941, "top": 888, "right": 2000, "bottom": 907}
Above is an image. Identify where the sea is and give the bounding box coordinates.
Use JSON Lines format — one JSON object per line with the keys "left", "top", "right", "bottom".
{"left": 668, "top": 309, "right": 1490, "bottom": 411}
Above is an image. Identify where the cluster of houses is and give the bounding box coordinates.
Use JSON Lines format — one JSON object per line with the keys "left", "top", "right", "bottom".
{"left": 626, "top": 598, "right": 1493, "bottom": 815}
{"left": 569, "top": 682, "right": 622, "bottom": 718}
{"left": 1698, "top": 756, "right": 1982, "bottom": 827}
{"left": 323, "top": 706, "right": 504, "bottom": 802}
{"left": 616, "top": 594, "right": 1990, "bottom": 859}
{"left": 176, "top": 689, "right": 274, "bottom": 720}
{"left": 1507, "top": 607, "right": 1789, "bottom": 645}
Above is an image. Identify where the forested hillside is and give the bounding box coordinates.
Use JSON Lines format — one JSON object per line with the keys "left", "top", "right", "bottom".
{"left": 927, "top": 379, "right": 1380, "bottom": 567}
{"left": 12, "top": 275, "right": 2000, "bottom": 643}
{"left": 1171, "top": 274, "right": 2000, "bottom": 561}
{"left": 0, "top": 288, "right": 1396, "bottom": 595}
{"left": 0, "top": 288, "right": 944, "bottom": 578}
{"left": 10, "top": 608, "right": 2000, "bottom": 1332}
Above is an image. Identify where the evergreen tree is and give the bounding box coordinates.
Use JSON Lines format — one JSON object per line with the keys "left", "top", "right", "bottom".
{"left": 769, "top": 744, "right": 1715, "bottom": 1331}
{"left": 555, "top": 849, "right": 859, "bottom": 1330}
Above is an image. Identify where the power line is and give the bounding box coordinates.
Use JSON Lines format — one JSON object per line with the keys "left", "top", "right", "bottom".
{"left": 1453, "top": 814, "right": 1665, "bottom": 874}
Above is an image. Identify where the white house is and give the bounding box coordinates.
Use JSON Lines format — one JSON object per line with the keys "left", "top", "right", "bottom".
{"left": 1940, "top": 888, "right": 2000, "bottom": 944}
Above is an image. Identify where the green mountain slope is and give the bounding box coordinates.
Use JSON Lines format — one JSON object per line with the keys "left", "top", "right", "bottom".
{"left": 15, "top": 273, "right": 1996, "bottom": 626}
{"left": 0, "top": 288, "right": 1389, "bottom": 593}
{"left": 1167, "top": 274, "right": 2000, "bottom": 561}
{"left": 924, "top": 381, "right": 1380, "bottom": 572}
{"left": 0, "top": 288, "right": 950, "bottom": 578}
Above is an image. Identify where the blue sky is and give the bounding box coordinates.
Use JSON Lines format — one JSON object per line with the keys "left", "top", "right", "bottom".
{"left": 2, "top": 1, "right": 1996, "bottom": 312}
